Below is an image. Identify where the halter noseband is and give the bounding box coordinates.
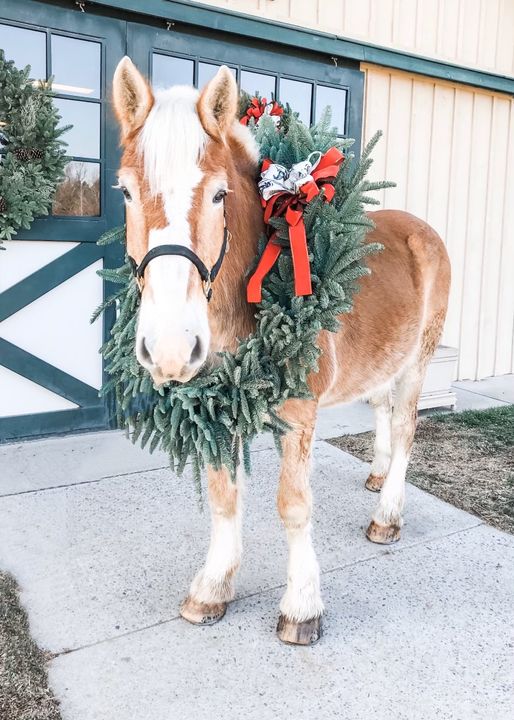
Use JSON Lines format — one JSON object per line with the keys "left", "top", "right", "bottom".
{"left": 129, "top": 208, "right": 231, "bottom": 301}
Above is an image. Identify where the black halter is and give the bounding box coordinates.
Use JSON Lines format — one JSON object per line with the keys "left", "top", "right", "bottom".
{"left": 130, "top": 216, "right": 231, "bottom": 302}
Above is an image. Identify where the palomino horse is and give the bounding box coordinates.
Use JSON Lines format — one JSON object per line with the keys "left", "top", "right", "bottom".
{"left": 112, "top": 57, "right": 450, "bottom": 645}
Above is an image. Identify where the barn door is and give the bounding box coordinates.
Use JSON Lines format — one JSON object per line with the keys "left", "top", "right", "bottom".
{"left": 0, "top": 1, "right": 125, "bottom": 441}
{"left": 126, "top": 21, "right": 364, "bottom": 153}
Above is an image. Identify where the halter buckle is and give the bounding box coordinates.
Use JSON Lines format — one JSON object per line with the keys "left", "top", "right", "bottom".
{"left": 202, "top": 277, "right": 212, "bottom": 299}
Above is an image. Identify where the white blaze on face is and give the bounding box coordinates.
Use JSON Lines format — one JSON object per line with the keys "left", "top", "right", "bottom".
{"left": 135, "top": 86, "right": 210, "bottom": 383}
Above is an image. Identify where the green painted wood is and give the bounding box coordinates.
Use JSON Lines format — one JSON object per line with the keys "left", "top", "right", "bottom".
{"left": 0, "top": 338, "right": 99, "bottom": 407}
{"left": 0, "top": 244, "right": 104, "bottom": 323}
{"left": 0, "top": 406, "right": 109, "bottom": 442}
{"left": 127, "top": 21, "right": 364, "bottom": 155}
{"left": 89, "top": 0, "right": 514, "bottom": 95}
{"left": 0, "top": 0, "right": 125, "bottom": 440}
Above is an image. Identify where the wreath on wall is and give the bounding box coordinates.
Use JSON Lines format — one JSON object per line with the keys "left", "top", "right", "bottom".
{"left": 0, "top": 50, "right": 68, "bottom": 242}
{"left": 95, "top": 98, "right": 392, "bottom": 487}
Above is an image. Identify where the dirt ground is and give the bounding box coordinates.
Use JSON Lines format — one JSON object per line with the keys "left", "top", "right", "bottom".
{"left": 0, "top": 571, "right": 61, "bottom": 720}
{"left": 328, "top": 405, "right": 514, "bottom": 534}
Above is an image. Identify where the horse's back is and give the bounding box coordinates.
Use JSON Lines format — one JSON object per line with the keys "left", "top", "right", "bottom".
{"left": 315, "top": 209, "right": 450, "bottom": 404}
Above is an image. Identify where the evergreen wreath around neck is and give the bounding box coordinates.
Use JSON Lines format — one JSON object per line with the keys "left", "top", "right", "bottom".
{"left": 0, "top": 50, "right": 68, "bottom": 242}
{"left": 95, "top": 99, "right": 393, "bottom": 488}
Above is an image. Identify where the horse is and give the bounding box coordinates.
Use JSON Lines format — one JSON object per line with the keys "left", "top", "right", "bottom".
{"left": 112, "top": 57, "right": 451, "bottom": 646}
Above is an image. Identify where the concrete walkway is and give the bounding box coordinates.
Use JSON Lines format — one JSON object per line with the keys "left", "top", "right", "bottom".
{"left": 1, "top": 376, "right": 513, "bottom": 719}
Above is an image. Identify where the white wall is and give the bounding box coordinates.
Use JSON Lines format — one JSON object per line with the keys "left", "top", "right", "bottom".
{"left": 362, "top": 64, "right": 514, "bottom": 380}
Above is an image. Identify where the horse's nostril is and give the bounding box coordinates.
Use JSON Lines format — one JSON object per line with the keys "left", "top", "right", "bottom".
{"left": 190, "top": 335, "right": 203, "bottom": 364}
{"left": 140, "top": 336, "right": 153, "bottom": 365}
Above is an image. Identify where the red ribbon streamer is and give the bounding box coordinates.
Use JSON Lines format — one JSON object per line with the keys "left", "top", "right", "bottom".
{"left": 240, "top": 97, "right": 284, "bottom": 126}
{"left": 247, "top": 146, "right": 344, "bottom": 303}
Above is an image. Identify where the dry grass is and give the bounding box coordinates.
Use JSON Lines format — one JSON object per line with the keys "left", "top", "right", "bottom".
{"left": 328, "top": 405, "right": 514, "bottom": 534}
{"left": 0, "top": 572, "right": 61, "bottom": 720}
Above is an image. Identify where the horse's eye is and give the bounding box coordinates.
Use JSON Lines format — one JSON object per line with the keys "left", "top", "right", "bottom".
{"left": 121, "top": 186, "right": 132, "bottom": 202}
{"left": 212, "top": 189, "right": 227, "bottom": 204}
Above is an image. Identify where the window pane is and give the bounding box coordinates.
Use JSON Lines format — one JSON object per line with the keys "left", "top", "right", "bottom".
{"left": 0, "top": 23, "right": 46, "bottom": 80}
{"left": 240, "top": 70, "right": 276, "bottom": 100}
{"left": 53, "top": 161, "right": 100, "bottom": 216}
{"left": 152, "top": 54, "right": 193, "bottom": 89}
{"left": 315, "top": 85, "right": 347, "bottom": 134}
{"left": 280, "top": 78, "right": 312, "bottom": 125}
{"left": 54, "top": 99, "right": 100, "bottom": 158}
{"left": 51, "top": 35, "right": 101, "bottom": 98}
{"left": 198, "top": 62, "right": 236, "bottom": 88}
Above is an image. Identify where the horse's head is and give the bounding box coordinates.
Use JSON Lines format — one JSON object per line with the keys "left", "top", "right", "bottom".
{"left": 112, "top": 57, "right": 259, "bottom": 385}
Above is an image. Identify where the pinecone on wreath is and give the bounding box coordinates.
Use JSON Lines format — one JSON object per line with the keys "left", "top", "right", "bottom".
{"left": 0, "top": 196, "right": 7, "bottom": 213}
{"left": 14, "top": 147, "right": 44, "bottom": 162}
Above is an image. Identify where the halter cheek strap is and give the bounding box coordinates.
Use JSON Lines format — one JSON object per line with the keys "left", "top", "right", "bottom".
{"left": 130, "top": 214, "right": 231, "bottom": 302}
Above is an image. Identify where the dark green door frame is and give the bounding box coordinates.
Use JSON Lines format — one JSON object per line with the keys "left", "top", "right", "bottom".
{"left": 0, "top": 0, "right": 125, "bottom": 442}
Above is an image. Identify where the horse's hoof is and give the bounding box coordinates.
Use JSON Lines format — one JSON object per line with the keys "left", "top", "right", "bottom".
{"left": 366, "top": 519, "right": 401, "bottom": 544}
{"left": 365, "top": 474, "right": 385, "bottom": 492}
{"left": 179, "top": 596, "right": 227, "bottom": 625}
{"left": 276, "top": 614, "right": 322, "bottom": 646}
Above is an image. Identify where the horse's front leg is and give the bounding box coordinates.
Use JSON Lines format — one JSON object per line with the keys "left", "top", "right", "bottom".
{"left": 276, "top": 400, "right": 323, "bottom": 646}
{"left": 180, "top": 465, "right": 243, "bottom": 625}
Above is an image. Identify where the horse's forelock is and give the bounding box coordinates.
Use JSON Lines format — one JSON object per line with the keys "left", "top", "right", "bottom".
{"left": 138, "top": 86, "right": 207, "bottom": 197}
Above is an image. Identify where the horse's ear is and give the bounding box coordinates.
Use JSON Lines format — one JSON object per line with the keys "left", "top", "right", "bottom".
{"left": 197, "top": 65, "right": 238, "bottom": 140}
{"left": 113, "top": 56, "right": 154, "bottom": 140}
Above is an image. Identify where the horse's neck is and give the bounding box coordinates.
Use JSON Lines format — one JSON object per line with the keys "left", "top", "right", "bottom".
{"left": 209, "top": 164, "right": 264, "bottom": 352}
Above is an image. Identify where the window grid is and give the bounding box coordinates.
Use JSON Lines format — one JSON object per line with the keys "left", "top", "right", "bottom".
{"left": 150, "top": 49, "right": 349, "bottom": 137}
{"left": 0, "top": 21, "right": 105, "bottom": 217}
{"left": 48, "top": 30, "right": 103, "bottom": 218}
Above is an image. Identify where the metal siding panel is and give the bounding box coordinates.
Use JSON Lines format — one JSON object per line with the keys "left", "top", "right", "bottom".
{"left": 442, "top": 88, "right": 473, "bottom": 363}
{"left": 436, "top": 0, "right": 460, "bottom": 61}
{"left": 478, "top": 0, "right": 501, "bottom": 72}
{"left": 362, "top": 69, "right": 390, "bottom": 206}
{"left": 263, "top": 0, "right": 291, "bottom": 19}
{"left": 426, "top": 85, "right": 455, "bottom": 239}
{"left": 496, "top": 0, "right": 514, "bottom": 77}
{"left": 456, "top": 0, "right": 481, "bottom": 67}
{"left": 458, "top": 93, "right": 493, "bottom": 379}
{"left": 415, "top": 0, "right": 439, "bottom": 57}
{"left": 405, "top": 80, "right": 434, "bottom": 220}
{"left": 392, "top": 0, "right": 417, "bottom": 49}
{"left": 383, "top": 74, "right": 412, "bottom": 209}
{"left": 477, "top": 96, "right": 510, "bottom": 377}
{"left": 364, "top": 66, "right": 512, "bottom": 379}
{"left": 344, "top": 0, "right": 371, "bottom": 39}
{"left": 494, "top": 101, "right": 514, "bottom": 375}
{"left": 318, "top": 0, "right": 345, "bottom": 31}
{"left": 369, "top": 0, "right": 395, "bottom": 47}
{"left": 289, "top": 0, "right": 318, "bottom": 25}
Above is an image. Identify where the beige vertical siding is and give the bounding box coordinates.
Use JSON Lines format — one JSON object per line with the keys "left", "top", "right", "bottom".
{"left": 199, "top": 0, "right": 514, "bottom": 77}
{"left": 362, "top": 64, "right": 514, "bottom": 380}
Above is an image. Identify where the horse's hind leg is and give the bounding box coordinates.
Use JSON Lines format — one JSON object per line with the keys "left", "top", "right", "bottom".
{"left": 180, "top": 465, "right": 242, "bottom": 625}
{"left": 365, "top": 386, "right": 393, "bottom": 492}
{"left": 366, "top": 363, "right": 421, "bottom": 544}
{"left": 366, "top": 313, "right": 445, "bottom": 545}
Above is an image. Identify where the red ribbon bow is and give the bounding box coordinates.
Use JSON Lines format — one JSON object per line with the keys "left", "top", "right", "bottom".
{"left": 247, "top": 146, "right": 344, "bottom": 303}
{"left": 240, "top": 97, "right": 284, "bottom": 126}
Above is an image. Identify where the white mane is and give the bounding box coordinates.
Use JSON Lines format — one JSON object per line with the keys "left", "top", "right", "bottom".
{"left": 139, "top": 85, "right": 207, "bottom": 197}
